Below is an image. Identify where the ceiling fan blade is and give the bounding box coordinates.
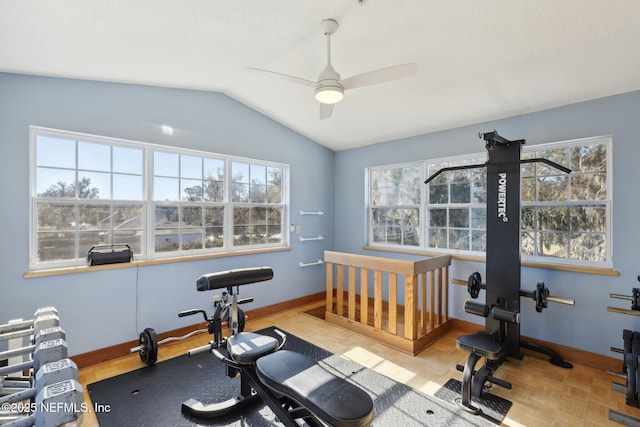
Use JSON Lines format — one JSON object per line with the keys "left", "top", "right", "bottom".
{"left": 341, "top": 63, "right": 418, "bottom": 90}
{"left": 245, "top": 67, "right": 316, "bottom": 87}
{"left": 319, "top": 102, "right": 334, "bottom": 120}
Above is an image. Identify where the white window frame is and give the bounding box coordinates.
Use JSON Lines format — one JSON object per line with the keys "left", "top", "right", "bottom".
{"left": 29, "top": 127, "right": 289, "bottom": 270}
{"left": 365, "top": 135, "right": 613, "bottom": 269}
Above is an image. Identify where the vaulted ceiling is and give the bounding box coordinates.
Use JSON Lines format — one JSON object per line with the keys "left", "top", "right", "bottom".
{"left": 2, "top": 1, "right": 639, "bottom": 151}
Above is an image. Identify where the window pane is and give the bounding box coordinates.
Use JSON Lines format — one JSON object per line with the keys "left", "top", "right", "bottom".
{"left": 521, "top": 231, "right": 535, "bottom": 256}
{"left": 113, "top": 146, "right": 142, "bottom": 174}
{"left": 155, "top": 230, "right": 180, "bottom": 252}
{"left": 471, "top": 230, "right": 486, "bottom": 251}
{"left": 537, "top": 175, "right": 567, "bottom": 201}
{"left": 472, "top": 182, "right": 486, "bottom": 203}
{"left": 182, "top": 230, "right": 204, "bottom": 250}
{"left": 471, "top": 208, "right": 486, "bottom": 229}
{"left": 113, "top": 174, "right": 143, "bottom": 200}
{"left": 569, "top": 233, "right": 605, "bottom": 261}
{"left": 449, "top": 229, "right": 469, "bottom": 250}
{"left": 233, "top": 206, "right": 258, "bottom": 246}
{"left": 538, "top": 232, "right": 568, "bottom": 258}
{"left": 570, "top": 144, "right": 606, "bottom": 172}
{"left": 429, "top": 208, "right": 446, "bottom": 227}
{"left": 113, "top": 231, "right": 142, "bottom": 254}
{"left": 113, "top": 205, "right": 143, "bottom": 229}
{"left": 267, "top": 167, "right": 281, "bottom": 185}
{"left": 267, "top": 185, "right": 281, "bottom": 203}
{"left": 429, "top": 184, "right": 448, "bottom": 204}
{"left": 37, "top": 168, "right": 76, "bottom": 197}
{"left": 429, "top": 229, "right": 447, "bottom": 248}
{"left": 522, "top": 206, "right": 535, "bottom": 230}
{"left": 204, "top": 206, "right": 224, "bottom": 227}
{"left": 232, "top": 183, "right": 249, "bottom": 202}
{"left": 570, "top": 173, "right": 606, "bottom": 201}
{"left": 154, "top": 177, "right": 179, "bottom": 201}
{"left": 204, "top": 179, "right": 224, "bottom": 202}
{"left": 181, "top": 179, "right": 203, "bottom": 202}
{"left": 569, "top": 205, "right": 606, "bottom": 232}
{"left": 80, "top": 230, "right": 109, "bottom": 251}
{"left": 250, "top": 184, "right": 266, "bottom": 203}
{"left": 154, "top": 152, "right": 179, "bottom": 177}
{"left": 232, "top": 162, "right": 249, "bottom": 183}
{"left": 181, "top": 206, "right": 202, "bottom": 227}
{"left": 78, "top": 172, "right": 110, "bottom": 199}
{"left": 250, "top": 164, "right": 266, "bottom": 185}
{"left": 78, "top": 204, "right": 111, "bottom": 229}
{"left": 205, "top": 227, "right": 224, "bottom": 248}
{"left": 537, "top": 207, "right": 568, "bottom": 231}
{"left": 38, "top": 231, "right": 75, "bottom": 262}
{"left": 37, "top": 203, "right": 75, "bottom": 230}
{"left": 78, "top": 141, "right": 110, "bottom": 172}
{"left": 521, "top": 177, "right": 535, "bottom": 202}
{"left": 37, "top": 136, "right": 75, "bottom": 168}
{"left": 267, "top": 225, "right": 282, "bottom": 243}
{"left": 204, "top": 158, "right": 224, "bottom": 180}
{"left": 450, "top": 183, "right": 470, "bottom": 203}
{"left": 449, "top": 208, "right": 469, "bottom": 228}
{"left": 181, "top": 155, "right": 202, "bottom": 179}
{"left": 155, "top": 205, "right": 179, "bottom": 228}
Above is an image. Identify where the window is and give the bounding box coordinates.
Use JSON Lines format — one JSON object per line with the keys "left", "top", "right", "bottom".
{"left": 366, "top": 136, "right": 612, "bottom": 268}
{"left": 30, "top": 127, "right": 289, "bottom": 269}
{"left": 369, "top": 164, "right": 422, "bottom": 246}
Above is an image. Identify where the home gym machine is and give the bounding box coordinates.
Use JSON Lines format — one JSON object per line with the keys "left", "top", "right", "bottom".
{"left": 607, "top": 275, "right": 640, "bottom": 426}
{"left": 181, "top": 267, "right": 375, "bottom": 427}
{"left": 130, "top": 286, "right": 250, "bottom": 365}
{"left": 425, "top": 130, "right": 575, "bottom": 415}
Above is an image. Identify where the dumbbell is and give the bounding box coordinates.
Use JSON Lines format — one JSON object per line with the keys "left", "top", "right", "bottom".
{"left": 0, "top": 334, "right": 68, "bottom": 377}
{"left": 0, "top": 328, "right": 66, "bottom": 395}
{"left": 0, "top": 358, "right": 79, "bottom": 406}
{"left": 0, "top": 308, "right": 58, "bottom": 335}
{"left": 0, "top": 378, "right": 84, "bottom": 427}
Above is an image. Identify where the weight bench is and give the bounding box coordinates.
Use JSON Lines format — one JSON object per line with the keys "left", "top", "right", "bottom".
{"left": 455, "top": 301, "right": 518, "bottom": 413}
{"left": 183, "top": 267, "right": 375, "bottom": 427}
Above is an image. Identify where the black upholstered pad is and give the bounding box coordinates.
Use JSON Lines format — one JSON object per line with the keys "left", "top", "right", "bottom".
{"left": 256, "top": 350, "right": 374, "bottom": 427}
{"left": 227, "top": 332, "right": 278, "bottom": 364}
{"left": 456, "top": 333, "right": 503, "bottom": 360}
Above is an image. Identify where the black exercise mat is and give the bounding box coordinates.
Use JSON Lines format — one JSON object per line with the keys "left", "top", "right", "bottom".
{"left": 434, "top": 378, "right": 512, "bottom": 424}
{"left": 88, "top": 327, "right": 494, "bottom": 426}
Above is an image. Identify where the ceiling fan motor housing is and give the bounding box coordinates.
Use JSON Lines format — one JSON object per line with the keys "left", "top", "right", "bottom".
{"left": 315, "top": 64, "right": 344, "bottom": 104}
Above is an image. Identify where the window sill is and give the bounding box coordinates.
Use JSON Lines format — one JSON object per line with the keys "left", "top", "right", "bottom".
{"left": 362, "top": 245, "right": 619, "bottom": 277}
{"left": 24, "top": 246, "right": 292, "bottom": 279}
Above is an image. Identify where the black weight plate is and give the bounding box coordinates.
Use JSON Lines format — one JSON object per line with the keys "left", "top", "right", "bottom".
{"left": 138, "top": 327, "right": 158, "bottom": 365}
{"left": 145, "top": 327, "right": 158, "bottom": 365}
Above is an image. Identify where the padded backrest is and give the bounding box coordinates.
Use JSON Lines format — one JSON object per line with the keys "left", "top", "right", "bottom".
{"left": 196, "top": 267, "right": 274, "bottom": 291}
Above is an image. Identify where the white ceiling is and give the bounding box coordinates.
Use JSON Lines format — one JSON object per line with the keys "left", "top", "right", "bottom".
{"left": 2, "top": 1, "right": 640, "bottom": 151}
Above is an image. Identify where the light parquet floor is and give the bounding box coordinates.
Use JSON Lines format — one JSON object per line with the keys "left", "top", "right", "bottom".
{"left": 78, "top": 302, "right": 639, "bottom": 426}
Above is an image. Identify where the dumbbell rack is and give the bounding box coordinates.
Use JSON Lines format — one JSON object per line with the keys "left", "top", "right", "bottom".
{"left": 608, "top": 278, "right": 640, "bottom": 426}
{"left": 0, "top": 307, "right": 83, "bottom": 427}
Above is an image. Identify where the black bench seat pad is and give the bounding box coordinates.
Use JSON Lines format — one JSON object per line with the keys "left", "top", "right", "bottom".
{"left": 227, "top": 332, "right": 279, "bottom": 364}
{"left": 456, "top": 332, "right": 503, "bottom": 360}
{"left": 255, "top": 350, "right": 374, "bottom": 427}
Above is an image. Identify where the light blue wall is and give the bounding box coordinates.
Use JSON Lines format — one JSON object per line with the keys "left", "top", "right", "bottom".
{"left": 334, "top": 91, "right": 640, "bottom": 357}
{"left": 0, "top": 73, "right": 335, "bottom": 356}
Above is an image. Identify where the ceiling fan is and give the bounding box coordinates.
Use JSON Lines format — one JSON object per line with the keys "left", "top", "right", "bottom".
{"left": 246, "top": 19, "right": 418, "bottom": 120}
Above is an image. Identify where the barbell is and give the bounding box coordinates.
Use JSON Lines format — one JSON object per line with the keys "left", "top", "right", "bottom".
{"left": 453, "top": 272, "right": 575, "bottom": 311}
{"left": 608, "top": 276, "right": 640, "bottom": 316}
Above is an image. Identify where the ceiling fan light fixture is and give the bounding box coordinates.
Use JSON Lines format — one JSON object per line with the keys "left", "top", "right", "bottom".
{"left": 315, "top": 85, "right": 344, "bottom": 104}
